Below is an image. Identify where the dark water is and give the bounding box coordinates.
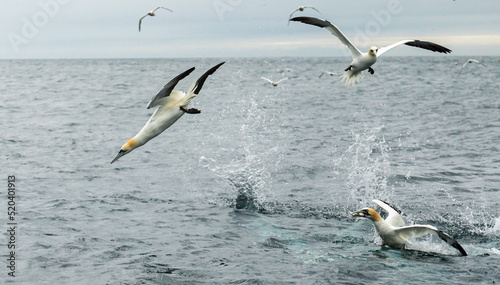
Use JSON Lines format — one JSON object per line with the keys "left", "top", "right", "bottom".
{"left": 2, "top": 57, "right": 500, "bottom": 284}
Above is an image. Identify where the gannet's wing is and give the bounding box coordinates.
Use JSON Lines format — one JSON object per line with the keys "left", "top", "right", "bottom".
{"left": 154, "top": 6, "right": 173, "bottom": 13}
{"left": 186, "top": 62, "right": 225, "bottom": 96}
{"left": 275, "top": 78, "right": 288, "bottom": 84}
{"left": 319, "top": 72, "right": 325, "bottom": 78}
{"left": 288, "top": 6, "right": 323, "bottom": 23}
{"left": 289, "top": 17, "right": 362, "bottom": 58}
{"left": 469, "top": 59, "right": 487, "bottom": 67}
{"left": 377, "top": 40, "right": 452, "bottom": 57}
{"left": 146, "top": 67, "right": 195, "bottom": 109}
{"left": 459, "top": 61, "right": 469, "bottom": 75}
{"left": 288, "top": 8, "right": 301, "bottom": 22}
{"left": 373, "top": 199, "right": 405, "bottom": 227}
{"left": 261, "top": 77, "right": 274, "bottom": 84}
{"left": 303, "top": 6, "right": 322, "bottom": 15}
{"left": 394, "top": 225, "right": 467, "bottom": 256}
{"left": 138, "top": 15, "right": 148, "bottom": 32}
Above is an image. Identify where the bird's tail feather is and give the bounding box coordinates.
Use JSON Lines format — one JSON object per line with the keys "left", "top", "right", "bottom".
{"left": 340, "top": 70, "right": 364, "bottom": 87}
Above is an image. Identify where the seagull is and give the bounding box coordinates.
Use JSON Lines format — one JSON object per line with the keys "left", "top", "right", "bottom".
{"left": 289, "top": 17, "right": 452, "bottom": 87}
{"left": 288, "top": 5, "right": 322, "bottom": 24}
{"left": 138, "top": 7, "right": 173, "bottom": 32}
{"left": 319, "top": 71, "right": 337, "bottom": 78}
{"left": 111, "top": 62, "right": 225, "bottom": 164}
{"left": 459, "top": 59, "right": 487, "bottom": 75}
{"left": 350, "top": 199, "right": 467, "bottom": 256}
{"left": 261, "top": 77, "right": 288, "bottom": 87}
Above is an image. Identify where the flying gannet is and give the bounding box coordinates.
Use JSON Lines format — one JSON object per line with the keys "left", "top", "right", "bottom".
{"left": 458, "top": 59, "right": 487, "bottom": 75}
{"left": 138, "top": 7, "right": 173, "bottom": 32}
{"left": 261, "top": 77, "right": 288, "bottom": 87}
{"left": 289, "top": 17, "right": 452, "bottom": 87}
{"left": 111, "top": 62, "right": 225, "bottom": 164}
{"left": 288, "top": 6, "right": 322, "bottom": 25}
{"left": 350, "top": 199, "right": 467, "bottom": 256}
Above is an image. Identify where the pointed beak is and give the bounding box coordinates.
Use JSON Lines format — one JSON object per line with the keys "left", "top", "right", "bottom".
{"left": 350, "top": 210, "right": 366, "bottom": 217}
{"left": 111, "top": 149, "right": 127, "bottom": 164}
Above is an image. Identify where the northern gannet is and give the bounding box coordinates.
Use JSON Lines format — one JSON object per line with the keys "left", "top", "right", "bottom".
{"left": 261, "top": 77, "right": 288, "bottom": 87}
{"left": 288, "top": 6, "right": 322, "bottom": 24}
{"left": 289, "top": 17, "right": 452, "bottom": 87}
{"left": 350, "top": 199, "right": 467, "bottom": 256}
{"left": 138, "top": 7, "right": 173, "bottom": 32}
{"left": 111, "top": 62, "right": 225, "bottom": 164}
{"left": 458, "top": 59, "right": 486, "bottom": 75}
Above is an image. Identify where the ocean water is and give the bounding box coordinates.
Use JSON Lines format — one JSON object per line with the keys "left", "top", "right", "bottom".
{"left": 1, "top": 57, "right": 500, "bottom": 284}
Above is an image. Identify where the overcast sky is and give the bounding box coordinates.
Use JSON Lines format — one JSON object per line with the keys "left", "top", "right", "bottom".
{"left": 1, "top": 0, "right": 499, "bottom": 59}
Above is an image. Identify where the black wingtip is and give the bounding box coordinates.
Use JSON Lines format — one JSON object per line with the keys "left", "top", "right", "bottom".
{"left": 437, "top": 230, "right": 467, "bottom": 256}
{"left": 289, "top": 16, "right": 331, "bottom": 29}
{"left": 405, "top": 40, "right": 452, "bottom": 54}
{"left": 192, "top": 62, "right": 225, "bottom": 95}
{"left": 377, "top": 199, "right": 403, "bottom": 215}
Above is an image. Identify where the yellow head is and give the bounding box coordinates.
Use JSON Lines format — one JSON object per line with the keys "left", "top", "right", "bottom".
{"left": 350, "top": 207, "right": 382, "bottom": 222}
{"left": 110, "top": 138, "right": 138, "bottom": 164}
{"left": 369, "top": 46, "right": 379, "bottom": 56}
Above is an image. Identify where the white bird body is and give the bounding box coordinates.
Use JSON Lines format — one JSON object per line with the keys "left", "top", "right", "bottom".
{"left": 290, "top": 17, "right": 452, "bottom": 87}
{"left": 350, "top": 199, "right": 467, "bottom": 256}
{"left": 139, "top": 6, "right": 173, "bottom": 32}
{"left": 261, "top": 77, "right": 288, "bottom": 87}
{"left": 459, "top": 58, "right": 486, "bottom": 75}
{"left": 111, "top": 62, "right": 225, "bottom": 164}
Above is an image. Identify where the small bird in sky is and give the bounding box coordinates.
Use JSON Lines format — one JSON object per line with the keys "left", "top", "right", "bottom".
{"left": 288, "top": 5, "right": 322, "bottom": 24}
{"left": 261, "top": 77, "right": 288, "bottom": 87}
{"left": 458, "top": 59, "right": 486, "bottom": 75}
{"left": 139, "top": 7, "right": 173, "bottom": 32}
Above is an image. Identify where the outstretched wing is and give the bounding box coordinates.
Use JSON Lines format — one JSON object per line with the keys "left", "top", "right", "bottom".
{"left": 138, "top": 15, "right": 148, "bottom": 32}
{"left": 261, "top": 77, "right": 274, "bottom": 84}
{"left": 394, "top": 225, "right": 467, "bottom": 256}
{"left": 373, "top": 199, "right": 405, "bottom": 227}
{"left": 153, "top": 6, "right": 173, "bottom": 13}
{"left": 146, "top": 67, "right": 195, "bottom": 109}
{"left": 275, "top": 78, "right": 288, "bottom": 84}
{"left": 289, "top": 16, "right": 362, "bottom": 58}
{"left": 377, "top": 40, "right": 452, "bottom": 57}
{"left": 187, "top": 62, "right": 225, "bottom": 96}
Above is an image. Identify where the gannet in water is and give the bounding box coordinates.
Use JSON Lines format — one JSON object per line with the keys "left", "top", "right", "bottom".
{"left": 289, "top": 17, "right": 452, "bottom": 87}
{"left": 261, "top": 77, "right": 288, "bottom": 87}
{"left": 288, "top": 6, "right": 322, "bottom": 25}
{"left": 350, "top": 199, "right": 467, "bottom": 256}
{"left": 111, "top": 62, "right": 225, "bottom": 164}
{"left": 458, "top": 59, "right": 486, "bottom": 75}
{"left": 138, "top": 7, "right": 173, "bottom": 32}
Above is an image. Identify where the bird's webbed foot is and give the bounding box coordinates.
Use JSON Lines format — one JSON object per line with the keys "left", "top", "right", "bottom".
{"left": 345, "top": 65, "right": 352, "bottom": 72}
{"left": 368, "top": 67, "right": 375, "bottom": 75}
{"left": 180, "top": 106, "right": 201, "bottom": 114}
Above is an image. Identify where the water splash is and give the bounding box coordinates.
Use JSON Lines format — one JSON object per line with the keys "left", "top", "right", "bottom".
{"left": 333, "top": 126, "right": 393, "bottom": 208}
{"left": 199, "top": 87, "right": 288, "bottom": 212}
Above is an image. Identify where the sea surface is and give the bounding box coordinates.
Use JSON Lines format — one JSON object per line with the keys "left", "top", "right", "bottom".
{"left": 1, "top": 57, "right": 500, "bottom": 284}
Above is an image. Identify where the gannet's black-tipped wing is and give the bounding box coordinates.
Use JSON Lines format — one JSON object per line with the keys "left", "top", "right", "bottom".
{"left": 394, "top": 225, "right": 467, "bottom": 256}
{"left": 153, "top": 6, "right": 173, "bottom": 13}
{"left": 187, "top": 62, "right": 225, "bottom": 95}
{"left": 138, "top": 15, "right": 148, "bottom": 32}
{"left": 378, "top": 40, "right": 452, "bottom": 56}
{"left": 373, "top": 199, "right": 405, "bottom": 227}
{"left": 289, "top": 16, "right": 362, "bottom": 58}
{"left": 146, "top": 67, "right": 195, "bottom": 109}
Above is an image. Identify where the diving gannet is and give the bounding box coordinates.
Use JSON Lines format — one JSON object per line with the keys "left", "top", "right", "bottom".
{"left": 261, "top": 77, "right": 288, "bottom": 87}
{"left": 111, "top": 62, "right": 225, "bottom": 164}
{"left": 138, "top": 7, "right": 173, "bottom": 32}
{"left": 459, "top": 59, "right": 486, "bottom": 75}
{"left": 289, "top": 17, "right": 452, "bottom": 87}
{"left": 350, "top": 199, "right": 467, "bottom": 256}
{"left": 288, "top": 6, "right": 322, "bottom": 25}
